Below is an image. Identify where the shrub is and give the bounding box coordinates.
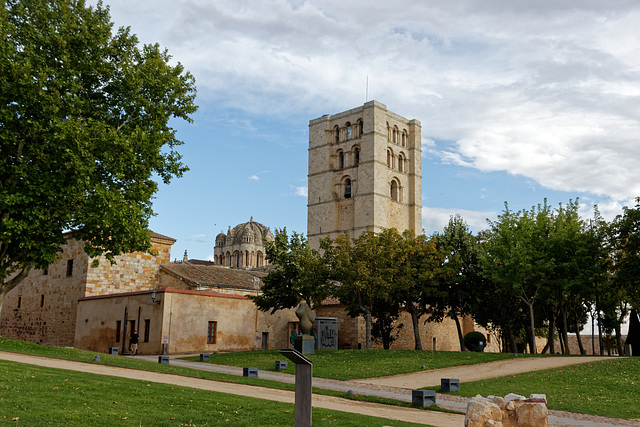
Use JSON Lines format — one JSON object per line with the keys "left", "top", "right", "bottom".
{"left": 464, "top": 331, "right": 487, "bottom": 352}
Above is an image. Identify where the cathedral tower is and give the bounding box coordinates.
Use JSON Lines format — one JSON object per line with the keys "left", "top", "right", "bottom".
{"left": 307, "top": 100, "right": 422, "bottom": 249}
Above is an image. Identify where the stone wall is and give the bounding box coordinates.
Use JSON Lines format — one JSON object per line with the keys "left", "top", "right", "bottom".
{"left": 307, "top": 101, "right": 422, "bottom": 250}
{"left": 85, "top": 236, "right": 173, "bottom": 296}
{"left": 315, "top": 303, "right": 501, "bottom": 352}
{"left": 0, "top": 238, "right": 89, "bottom": 347}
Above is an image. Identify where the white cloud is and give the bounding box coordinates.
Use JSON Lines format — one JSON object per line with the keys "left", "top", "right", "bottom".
{"left": 422, "top": 206, "right": 496, "bottom": 235}
{"left": 101, "top": 0, "right": 640, "bottom": 204}
{"left": 249, "top": 175, "right": 260, "bottom": 181}
{"left": 292, "top": 186, "right": 308, "bottom": 198}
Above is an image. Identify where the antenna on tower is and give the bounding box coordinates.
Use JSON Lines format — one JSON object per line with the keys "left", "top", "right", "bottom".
{"left": 365, "top": 75, "right": 369, "bottom": 102}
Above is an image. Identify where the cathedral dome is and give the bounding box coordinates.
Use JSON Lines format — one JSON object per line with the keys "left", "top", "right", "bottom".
{"left": 231, "top": 217, "right": 270, "bottom": 245}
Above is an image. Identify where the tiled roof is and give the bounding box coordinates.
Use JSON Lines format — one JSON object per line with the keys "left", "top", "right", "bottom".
{"left": 161, "top": 264, "right": 266, "bottom": 290}
{"left": 150, "top": 231, "right": 176, "bottom": 243}
{"left": 187, "top": 259, "right": 216, "bottom": 266}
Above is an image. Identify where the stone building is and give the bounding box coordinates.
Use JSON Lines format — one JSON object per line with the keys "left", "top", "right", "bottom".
{"left": 0, "top": 233, "right": 297, "bottom": 354}
{"left": 213, "top": 217, "right": 274, "bottom": 269}
{"left": 308, "top": 102, "right": 495, "bottom": 351}
{"left": 0, "top": 232, "right": 175, "bottom": 348}
{"left": 307, "top": 100, "right": 422, "bottom": 249}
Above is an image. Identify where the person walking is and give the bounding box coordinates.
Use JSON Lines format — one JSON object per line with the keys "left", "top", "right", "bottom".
{"left": 129, "top": 329, "right": 140, "bottom": 356}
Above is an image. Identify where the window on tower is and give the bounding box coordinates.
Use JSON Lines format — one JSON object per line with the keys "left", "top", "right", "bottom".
{"left": 344, "top": 178, "right": 352, "bottom": 199}
{"left": 390, "top": 180, "right": 399, "bottom": 201}
{"left": 338, "top": 151, "right": 344, "bottom": 169}
{"left": 346, "top": 122, "right": 352, "bottom": 140}
{"left": 354, "top": 147, "right": 360, "bottom": 166}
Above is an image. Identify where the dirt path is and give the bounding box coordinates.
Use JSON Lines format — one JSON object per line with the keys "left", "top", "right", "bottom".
{"left": 356, "top": 356, "right": 615, "bottom": 389}
{"left": 0, "top": 351, "right": 461, "bottom": 427}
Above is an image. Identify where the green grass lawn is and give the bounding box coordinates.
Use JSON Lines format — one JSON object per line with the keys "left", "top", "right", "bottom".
{"left": 431, "top": 357, "right": 640, "bottom": 420}
{"left": 2, "top": 337, "right": 635, "bottom": 420}
{"left": 0, "top": 360, "right": 429, "bottom": 426}
{"left": 183, "top": 349, "right": 520, "bottom": 380}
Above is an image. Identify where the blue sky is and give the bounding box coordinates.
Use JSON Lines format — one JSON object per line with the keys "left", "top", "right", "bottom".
{"left": 94, "top": 0, "right": 640, "bottom": 263}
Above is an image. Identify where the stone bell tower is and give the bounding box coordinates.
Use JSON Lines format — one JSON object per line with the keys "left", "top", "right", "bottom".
{"left": 307, "top": 100, "right": 422, "bottom": 249}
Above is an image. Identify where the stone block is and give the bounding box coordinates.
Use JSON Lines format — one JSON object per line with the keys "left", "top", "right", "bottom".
{"left": 199, "top": 353, "right": 210, "bottom": 362}
{"left": 275, "top": 361, "right": 288, "bottom": 371}
{"left": 412, "top": 389, "right": 436, "bottom": 407}
{"left": 294, "top": 335, "right": 315, "bottom": 354}
{"left": 158, "top": 356, "right": 170, "bottom": 364}
{"left": 441, "top": 378, "right": 460, "bottom": 392}
{"left": 243, "top": 367, "right": 258, "bottom": 378}
{"left": 93, "top": 355, "right": 100, "bottom": 362}
{"left": 109, "top": 347, "right": 118, "bottom": 355}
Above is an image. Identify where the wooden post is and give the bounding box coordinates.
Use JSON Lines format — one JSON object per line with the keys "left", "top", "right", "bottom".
{"left": 279, "top": 348, "right": 313, "bottom": 427}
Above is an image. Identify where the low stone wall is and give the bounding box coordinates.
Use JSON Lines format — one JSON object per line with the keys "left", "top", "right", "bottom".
{"left": 465, "top": 393, "right": 547, "bottom": 427}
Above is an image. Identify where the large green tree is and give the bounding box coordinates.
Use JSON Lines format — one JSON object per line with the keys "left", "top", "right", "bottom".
{"left": 481, "top": 202, "right": 555, "bottom": 354}
{"left": 250, "top": 228, "right": 331, "bottom": 313}
{"left": 0, "top": 0, "right": 197, "bottom": 308}
{"left": 430, "top": 215, "right": 481, "bottom": 351}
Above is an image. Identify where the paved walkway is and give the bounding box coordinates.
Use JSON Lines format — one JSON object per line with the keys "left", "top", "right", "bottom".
{"left": 1, "top": 351, "right": 638, "bottom": 427}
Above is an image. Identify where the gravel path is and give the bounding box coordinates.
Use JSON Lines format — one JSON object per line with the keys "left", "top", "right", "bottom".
{"left": 1, "top": 350, "right": 638, "bottom": 427}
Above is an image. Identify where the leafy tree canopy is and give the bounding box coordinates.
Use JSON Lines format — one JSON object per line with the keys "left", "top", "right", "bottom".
{"left": 0, "top": 0, "right": 197, "bottom": 295}
{"left": 250, "top": 228, "right": 330, "bottom": 314}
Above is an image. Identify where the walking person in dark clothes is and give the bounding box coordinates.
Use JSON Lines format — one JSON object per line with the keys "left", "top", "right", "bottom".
{"left": 129, "top": 329, "right": 140, "bottom": 356}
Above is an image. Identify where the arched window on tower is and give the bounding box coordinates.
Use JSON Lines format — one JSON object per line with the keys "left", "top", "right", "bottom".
{"left": 338, "top": 150, "right": 344, "bottom": 169}
{"left": 387, "top": 149, "right": 392, "bottom": 168}
{"left": 402, "top": 130, "right": 408, "bottom": 147}
{"left": 393, "top": 126, "right": 399, "bottom": 143}
{"left": 390, "top": 179, "right": 400, "bottom": 201}
{"left": 354, "top": 147, "right": 360, "bottom": 166}
{"left": 334, "top": 125, "right": 340, "bottom": 143}
{"left": 398, "top": 153, "right": 405, "bottom": 172}
{"left": 344, "top": 178, "right": 352, "bottom": 199}
{"left": 358, "top": 120, "right": 364, "bottom": 137}
{"left": 346, "top": 122, "right": 353, "bottom": 140}
{"left": 257, "top": 252, "right": 263, "bottom": 268}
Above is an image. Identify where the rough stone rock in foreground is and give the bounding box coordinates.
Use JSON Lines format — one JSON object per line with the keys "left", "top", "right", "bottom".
{"left": 464, "top": 393, "right": 547, "bottom": 427}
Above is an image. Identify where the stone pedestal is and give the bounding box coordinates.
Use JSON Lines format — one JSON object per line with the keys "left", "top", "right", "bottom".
{"left": 441, "top": 378, "right": 460, "bottom": 392}
{"left": 243, "top": 367, "right": 258, "bottom": 378}
{"left": 412, "top": 390, "right": 436, "bottom": 406}
{"left": 294, "top": 335, "right": 315, "bottom": 354}
{"left": 200, "top": 353, "right": 210, "bottom": 362}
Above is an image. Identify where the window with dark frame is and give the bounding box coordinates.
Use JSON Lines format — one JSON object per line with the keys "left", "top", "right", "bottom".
{"left": 66, "top": 259, "right": 74, "bottom": 276}
{"left": 116, "top": 321, "right": 121, "bottom": 342}
{"left": 144, "top": 319, "right": 150, "bottom": 342}
{"left": 17, "top": 296, "right": 21, "bottom": 308}
{"left": 40, "top": 294, "right": 44, "bottom": 307}
{"left": 207, "top": 321, "right": 217, "bottom": 344}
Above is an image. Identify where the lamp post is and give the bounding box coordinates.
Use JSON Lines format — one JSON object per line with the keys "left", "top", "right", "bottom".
{"left": 150, "top": 290, "right": 161, "bottom": 305}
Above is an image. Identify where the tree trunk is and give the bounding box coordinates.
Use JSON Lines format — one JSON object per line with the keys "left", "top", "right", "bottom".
{"left": 615, "top": 323, "right": 624, "bottom": 356}
{"left": 547, "top": 311, "right": 556, "bottom": 354}
{"left": 575, "top": 317, "right": 586, "bottom": 355}
{"left": 452, "top": 314, "right": 466, "bottom": 352}
{"left": 560, "top": 306, "right": 570, "bottom": 355}
{"left": 541, "top": 340, "right": 549, "bottom": 354}
{"left": 365, "top": 307, "right": 372, "bottom": 350}
{"left": 408, "top": 304, "right": 422, "bottom": 351}
{"left": 558, "top": 332, "right": 565, "bottom": 354}
{"left": 527, "top": 303, "right": 537, "bottom": 354}
{"left": 507, "top": 328, "right": 518, "bottom": 354}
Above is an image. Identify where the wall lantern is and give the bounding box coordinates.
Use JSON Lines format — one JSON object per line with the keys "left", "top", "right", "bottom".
{"left": 150, "top": 290, "right": 161, "bottom": 305}
{"left": 13, "top": 308, "right": 19, "bottom": 317}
